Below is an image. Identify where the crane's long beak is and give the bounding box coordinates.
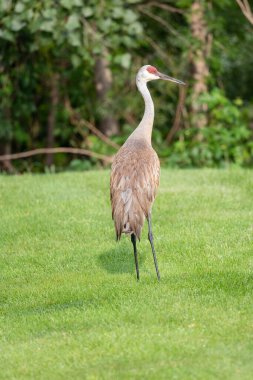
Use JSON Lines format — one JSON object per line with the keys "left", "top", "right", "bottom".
{"left": 158, "top": 72, "right": 185, "bottom": 86}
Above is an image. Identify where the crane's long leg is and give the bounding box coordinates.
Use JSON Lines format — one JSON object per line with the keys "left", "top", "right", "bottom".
{"left": 148, "top": 212, "right": 160, "bottom": 281}
{"left": 131, "top": 234, "right": 139, "bottom": 281}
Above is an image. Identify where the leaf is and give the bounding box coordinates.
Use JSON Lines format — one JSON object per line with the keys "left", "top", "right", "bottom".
{"left": 14, "top": 2, "right": 25, "bottom": 13}
{"left": 42, "top": 9, "right": 57, "bottom": 19}
{"left": 71, "top": 54, "right": 82, "bottom": 67}
{"left": 0, "top": 29, "right": 14, "bottom": 42}
{"left": 82, "top": 7, "right": 93, "bottom": 17}
{"left": 112, "top": 7, "right": 124, "bottom": 19}
{"left": 65, "top": 14, "right": 80, "bottom": 31}
{"left": 10, "top": 19, "right": 25, "bottom": 31}
{"left": 27, "top": 9, "right": 34, "bottom": 19}
{"left": 234, "top": 98, "right": 243, "bottom": 106}
{"left": 60, "top": 0, "right": 83, "bottom": 10}
{"left": 123, "top": 10, "right": 138, "bottom": 23}
{"left": 60, "top": 0, "right": 74, "bottom": 10}
{"left": 1, "top": 0, "right": 12, "bottom": 12}
{"left": 115, "top": 53, "right": 131, "bottom": 69}
{"left": 29, "top": 42, "right": 39, "bottom": 52}
{"left": 39, "top": 20, "right": 55, "bottom": 32}
{"left": 73, "top": 0, "right": 83, "bottom": 6}
{"left": 68, "top": 32, "right": 81, "bottom": 47}
{"left": 98, "top": 18, "right": 113, "bottom": 33}
{"left": 128, "top": 21, "right": 142, "bottom": 35}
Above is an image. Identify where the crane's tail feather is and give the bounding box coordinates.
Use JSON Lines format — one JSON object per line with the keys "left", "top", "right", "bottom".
{"left": 113, "top": 193, "right": 145, "bottom": 241}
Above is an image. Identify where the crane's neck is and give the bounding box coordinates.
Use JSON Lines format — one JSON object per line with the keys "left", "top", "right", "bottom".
{"left": 129, "top": 80, "right": 154, "bottom": 145}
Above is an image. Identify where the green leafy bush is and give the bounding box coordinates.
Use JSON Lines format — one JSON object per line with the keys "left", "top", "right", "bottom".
{"left": 167, "top": 89, "right": 253, "bottom": 167}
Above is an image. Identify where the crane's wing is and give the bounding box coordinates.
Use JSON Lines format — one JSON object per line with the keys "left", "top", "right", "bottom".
{"left": 110, "top": 140, "right": 160, "bottom": 240}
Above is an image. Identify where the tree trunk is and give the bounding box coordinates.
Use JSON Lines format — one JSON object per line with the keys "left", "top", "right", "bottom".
{"left": 0, "top": 103, "right": 15, "bottom": 173}
{"left": 236, "top": 0, "right": 253, "bottom": 25}
{"left": 94, "top": 54, "right": 119, "bottom": 136}
{"left": 46, "top": 73, "right": 59, "bottom": 167}
{"left": 0, "top": 141, "right": 15, "bottom": 173}
{"left": 190, "top": 0, "right": 212, "bottom": 129}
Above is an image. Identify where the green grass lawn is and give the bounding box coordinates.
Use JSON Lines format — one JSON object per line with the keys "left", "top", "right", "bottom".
{"left": 0, "top": 169, "right": 253, "bottom": 380}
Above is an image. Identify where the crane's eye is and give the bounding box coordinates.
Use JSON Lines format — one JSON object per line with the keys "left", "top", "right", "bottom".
{"left": 147, "top": 66, "right": 158, "bottom": 74}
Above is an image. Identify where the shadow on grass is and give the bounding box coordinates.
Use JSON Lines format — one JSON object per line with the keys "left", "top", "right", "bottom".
{"left": 98, "top": 240, "right": 147, "bottom": 275}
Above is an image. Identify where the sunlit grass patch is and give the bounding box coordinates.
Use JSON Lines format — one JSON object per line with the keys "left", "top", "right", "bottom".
{"left": 0, "top": 169, "right": 252, "bottom": 379}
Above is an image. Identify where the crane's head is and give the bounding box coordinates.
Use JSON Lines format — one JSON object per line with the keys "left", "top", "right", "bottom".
{"left": 136, "top": 65, "right": 185, "bottom": 86}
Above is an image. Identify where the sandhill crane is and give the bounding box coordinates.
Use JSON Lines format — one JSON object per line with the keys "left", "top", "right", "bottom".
{"left": 110, "top": 65, "right": 185, "bottom": 281}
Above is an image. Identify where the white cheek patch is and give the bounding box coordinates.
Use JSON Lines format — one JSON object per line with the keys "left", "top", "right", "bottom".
{"left": 143, "top": 72, "right": 159, "bottom": 82}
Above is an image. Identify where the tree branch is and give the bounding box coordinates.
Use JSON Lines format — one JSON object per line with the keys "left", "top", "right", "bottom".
{"left": 236, "top": 0, "right": 253, "bottom": 25}
{"left": 138, "top": 6, "right": 188, "bottom": 42}
{"left": 138, "top": 7, "right": 173, "bottom": 31}
{"left": 144, "top": 35, "right": 173, "bottom": 65}
{"left": 65, "top": 98, "right": 120, "bottom": 150}
{"left": 0, "top": 148, "right": 113, "bottom": 163}
{"left": 145, "top": 2, "right": 184, "bottom": 14}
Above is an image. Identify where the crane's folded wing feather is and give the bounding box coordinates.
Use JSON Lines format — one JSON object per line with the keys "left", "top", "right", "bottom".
{"left": 110, "top": 141, "right": 160, "bottom": 240}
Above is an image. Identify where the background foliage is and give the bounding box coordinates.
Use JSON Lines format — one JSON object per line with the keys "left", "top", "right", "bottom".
{"left": 0, "top": 0, "right": 252, "bottom": 172}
